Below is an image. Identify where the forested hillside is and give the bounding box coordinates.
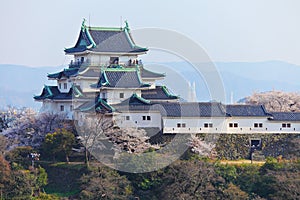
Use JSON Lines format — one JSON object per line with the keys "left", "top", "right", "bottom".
{"left": 0, "top": 91, "right": 299, "bottom": 199}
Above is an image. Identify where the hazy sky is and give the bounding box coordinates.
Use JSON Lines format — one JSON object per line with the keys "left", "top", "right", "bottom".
{"left": 1, "top": 0, "right": 300, "bottom": 67}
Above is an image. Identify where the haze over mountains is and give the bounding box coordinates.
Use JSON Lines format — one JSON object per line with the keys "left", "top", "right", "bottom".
{"left": 1, "top": 61, "right": 299, "bottom": 110}
{"left": 0, "top": 65, "right": 61, "bottom": 110}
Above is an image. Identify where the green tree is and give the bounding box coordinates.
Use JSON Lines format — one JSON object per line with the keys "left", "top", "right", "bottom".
{"left": 0, "top": 155, "right": 11, "bottom": 199}
{"left": 223, "top": 183, "right": 249, "bottom": 200}
{"left": 157, "top": 159, "right": 226, "bottom": 200}
{"left": 42, "top": 129, "right": 75, "bottom": 162}
{"left": 0, "top": 135, "right": 7, "bottom": 155}
{"left": 79, "top": 164, "right": 133, "bottom": 199}
{"left": 7, "top": 170, "right": 32, "bottom": 199}
{"left": 234, "top": 164, "right": 260, "bottom": 194}
{"left": 29, "top": 166, "right": 48, "bottom": 196}
{"left": 5, "top": 146, "right": 33, "bottom": 169}
{"left": 215, "top": 163, "right": 237, "bottom": 183}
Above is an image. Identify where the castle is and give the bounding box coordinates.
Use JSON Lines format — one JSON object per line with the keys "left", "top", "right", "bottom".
{"left": 34, "top": 20, "right": 300, "bottom": 139}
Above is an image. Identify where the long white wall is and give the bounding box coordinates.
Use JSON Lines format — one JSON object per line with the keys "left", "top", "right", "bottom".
{"left": 162, "top": 117, "right": 226, "bottom": 134}
{"left": 114, "top": 112, "right": 162, "bottom": 129}
{"left": 162, "top": 116, "right": 300, "bottom": 134}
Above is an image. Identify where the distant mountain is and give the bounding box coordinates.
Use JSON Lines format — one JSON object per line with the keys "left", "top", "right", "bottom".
{"left": 146, "top": 61, "right": 300, "bottom": 103}
{"left": 0, "top": 64, "right": 62, "bottom": 109}
{"left": 0, "top": 61, "right": 299, "bottom": 109}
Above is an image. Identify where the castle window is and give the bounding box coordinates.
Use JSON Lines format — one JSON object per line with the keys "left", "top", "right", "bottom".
{"left": 229, "top": 123, "right": 238, "bottom": 128}
{"left": 60, "top": 105, "right": 64, "bottom": 111}
{"left": 64, "top": 83, "right": 67, "bottom": 89}
{"left": 282, "top": 123, "right": 291, "bottom": 128}
{"left": 254, "top": 123, "right": 263, "bottom": 128}
{"left": 142, "top": 116, "right": 151, "bottom": 121}
{"left": 204, "top": 123, "right": 213, "bottom": 128}
{"left": 119, "top": 93, "right": 124, "bottom": 98}
{"left": 110, "top": 57, "right": 119, "bottom": 64}
{"left": 59, "top": 83, "right": 61, "bottom": 89}
{"left": 101, "top": 92, "right": 107, "bottom": 99}
{"left": 125, "top": 116, "right": 130, "bottom": 120}
{"left": 177, "top": 123, "right": 186, "bottom": 128}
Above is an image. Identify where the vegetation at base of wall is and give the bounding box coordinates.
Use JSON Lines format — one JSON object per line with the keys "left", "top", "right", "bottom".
{"left": 0, "top": 106, "right": 299, "bottom": 199}
{"left": 1, "top": 145, "right": 299, "bottom": 199}
{"left": 41, "top": 162, "right": 87, "bottom": 198}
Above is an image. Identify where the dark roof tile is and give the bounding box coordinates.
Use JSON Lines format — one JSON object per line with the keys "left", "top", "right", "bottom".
{"left": 115, "top": 101, "right": 227, "bottom": 117}
{"left": 76, "top": 98, "right": 115, "bottom": 113}
{"left": 159, "top": 102, "right": 227, "bottom": 117}
{"left": 269, "top": 112, "right": 300, "bottom": 121}
{"left": 34, "top": 85, "right": 84, "bottom": 100}
{"left": 140, "top": 67, "right": 165, "bottom": 79}
{"left": 141, "top": 86, "right": 178, "bottom": 100}
{"left": 95, "top": 69, "right": 149, "bottom": 88}
{"left": 47, "top": 68, "right": 79, "bottom": 79}
{"left": 225, "top": 104, "right": 270, "bottom": 117}
{"left": 65, "top": 26, "right": 147, "bottom": 54}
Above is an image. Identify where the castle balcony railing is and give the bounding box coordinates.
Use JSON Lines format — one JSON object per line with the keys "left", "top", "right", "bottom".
{"left": 68, "top": 59, "right": 144, "bottom": 69}
{"left": 69, "top": 59, "right": 91, "bottom": 68}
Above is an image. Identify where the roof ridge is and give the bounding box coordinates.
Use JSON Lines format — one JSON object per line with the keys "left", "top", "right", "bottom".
{"left": 97, "top": 98, "right": 116, "bottom": 112}
{"left": 131, "top": 93, "right": 151, "bottom": 105}
{"left": 104, "top": 67, "right": 136, "bottom": 72}
{"left": 88, "top": 26, "right": 124, "bottom": 31}
{"left": 161, "top": 86, "right": 178, "bottom": 99}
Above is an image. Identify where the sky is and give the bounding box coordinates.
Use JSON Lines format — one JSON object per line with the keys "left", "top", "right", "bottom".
{"left": 1, "top": 0, "right": 300, "bottom": 67}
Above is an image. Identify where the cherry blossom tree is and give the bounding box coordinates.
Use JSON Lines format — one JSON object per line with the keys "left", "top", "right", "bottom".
{"left": 246, "top": 91, "right": 300, "bottom": 112}
{"left": 187, "top": 135, "right": 216, "bottom": 158}
{"left": 76, "top": 113, "right": 154, "bottom": 167}
{"left": 2, "top": 108, "right": 68, "bottom": 148}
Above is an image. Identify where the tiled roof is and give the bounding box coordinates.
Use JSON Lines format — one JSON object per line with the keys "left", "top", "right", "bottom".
{"left": 48, "top": 66, "right": 104, "bottom": 80}
{"left": 47, "top": 68, "right": 79, "bottom": 79}
{"left": 94, "top": 69, "right": 149, "bottom": 88}
{"left": 140, "top": 67, "right": 165, "bottom": 79}
{"left": 34, "top": 85, "right": 84, "bottom": 100}
{"left": 65, "top": 25, "right": 148, "bottom": 54}
{"left": 78, "top": 67, "right": 101, "bottom": 78}
{"left": 141, "top": 86, "right": 178, "bottom": 100}
{"left": 127, "top": 93, "right": 151, "bottom": 105}
{"left": 159, "top": 102, "right": 227, "bottom": 117}
{"left": 76, "top": 98, "right": 115, "bottom": 113}
{"left": 269, "top": 112, "right": 300, "bottom": 121}
{"left": 115, "top": 101, "right": 227, "bottom": 117}
{"left": 113, "top": 94, "right": 151, "bottom": 112}
{"left": 225, "top": 104, "right": 270, "bottom": 117}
